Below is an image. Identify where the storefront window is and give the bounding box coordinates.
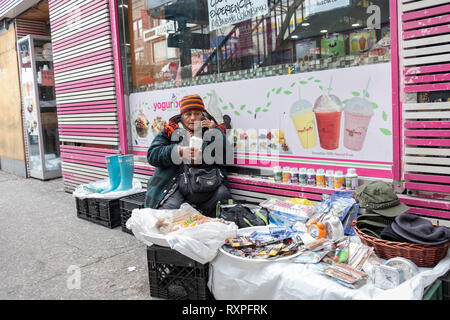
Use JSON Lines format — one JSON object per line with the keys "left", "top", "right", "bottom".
{"left": 122, "top": 0, "right": 390, "bottom": 92}
{"left": 120, "top": 0, "right": 395, "bottom": 180}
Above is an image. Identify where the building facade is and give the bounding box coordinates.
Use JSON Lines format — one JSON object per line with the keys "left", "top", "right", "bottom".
{"left": 0, "top": 0, "right": 449, "bottom": 222}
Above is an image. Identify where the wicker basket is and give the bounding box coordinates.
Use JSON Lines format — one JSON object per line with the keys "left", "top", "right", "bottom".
{"left": 352, "top": 219, "right": 449, "bottom": 267}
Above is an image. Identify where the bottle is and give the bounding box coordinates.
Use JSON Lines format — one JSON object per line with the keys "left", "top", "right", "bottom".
{"left": 273, "top": 166, "right": 282, "bottom": 182}
{"left": 306, "top": 168, "right": 316, "bottom": 185}
{"left": 316, "top": 169, "right": 326, "bottom": 187}
{"left": 326, "top": 170, "right": 334, "bottom": 188}
{"left": 37, "top": 67, "right": 42, "bottom": 84}
{"left": 299, "top": 168, "right": 307, "bottom": 184}
{"left": 334, "top": 170, "right": 344, "bottom": 189}
{"left": 282, "top": 167, "right": 291, "bottom": 183}
{"left": 345, "top": 168, "right": 358, "bottom": 190}
{"left": 290, "top": 167, "right": 299, "bottom": 184}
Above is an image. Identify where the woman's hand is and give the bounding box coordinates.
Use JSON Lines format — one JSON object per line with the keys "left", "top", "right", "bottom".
{"left": 179, "top": 146, "right": 202, "bottom": 164}
{"left": 201, "top": 119, "right": 216, "bottom": 129}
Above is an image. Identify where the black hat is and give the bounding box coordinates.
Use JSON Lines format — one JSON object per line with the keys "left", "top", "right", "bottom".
{"left": 391, "top": 213, "right": 450, "bottom": 245}
{"left": 380, "top": 224, "right": 412, "bottom": 243}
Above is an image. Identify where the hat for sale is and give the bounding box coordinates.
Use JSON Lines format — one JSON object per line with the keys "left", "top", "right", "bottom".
{"left": 380, "top": 224, "right": 412, "bottom": 243}
{"left": 391, "top": 213, "right": 450, "bottom": 245}
{"left": 355, "top": 181, "right": 410, "bottom": 217}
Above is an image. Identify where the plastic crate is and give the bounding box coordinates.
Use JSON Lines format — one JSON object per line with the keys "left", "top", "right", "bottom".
{"left": 146, "top": 245, "right": 214, "bottom": 300}
{"left": 75, "top": 196, "right": 122, "bottom": 229}
{"left": 423, "top": 279, "right": 443, "bottom": 300}
{"left": 440, "top": 270, "right": 450, "bottom": 300}
{"left": 75, "top": 197, "right": 89, "bottom": 214}
{"left": 119, "top": 192, "right": 146, "bottom": 235}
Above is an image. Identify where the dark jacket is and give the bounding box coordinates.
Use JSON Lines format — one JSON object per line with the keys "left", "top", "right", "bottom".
{"left": 144, "top": 117, "right": 230, "bottom": 209}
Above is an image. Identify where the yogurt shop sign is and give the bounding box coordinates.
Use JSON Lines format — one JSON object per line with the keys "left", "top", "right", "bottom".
{"left": 305, "top": 0, "right": 350, "bottom": 16}
{"left": 208, "top": 0, "right": 269, "bottom": 31}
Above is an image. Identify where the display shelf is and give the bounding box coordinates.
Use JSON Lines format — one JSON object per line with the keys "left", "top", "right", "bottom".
{"left": 17, "top": 35, "right": 61, "bottom": 180}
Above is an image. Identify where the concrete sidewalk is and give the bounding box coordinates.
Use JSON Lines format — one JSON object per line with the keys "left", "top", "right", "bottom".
{"left": 0, "top": 170, "right": 154, "bottom": 300}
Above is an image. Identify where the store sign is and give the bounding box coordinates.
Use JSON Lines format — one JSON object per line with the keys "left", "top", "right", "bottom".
{"left": 129, "top": 63, "right": 393, "bottom": 178}
{"left": 208, "top": 0, "right": 269, "bottom": 31}
{"left": 305, "top": 0, "right": 350, "bottom": 16}
{"left": 144, "top": 20, "right": 176, "bottom": 42}
{"left": 41, "top": 70, "right": 54, "bottom": 87}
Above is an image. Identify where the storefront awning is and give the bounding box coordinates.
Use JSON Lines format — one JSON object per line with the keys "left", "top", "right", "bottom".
{"left": 0, "top": 0, "right": 40, "bottom": 20}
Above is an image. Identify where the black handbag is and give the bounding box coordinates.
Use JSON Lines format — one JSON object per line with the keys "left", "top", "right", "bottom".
{"left": 216, "top": 201, "right": 269, "bottom": 228}
{"left": 178, "top": 164, "right": 223, "bottom": 203}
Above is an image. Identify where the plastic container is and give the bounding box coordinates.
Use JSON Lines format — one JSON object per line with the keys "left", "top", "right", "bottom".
{"left": 282, "top": 167, "right": 291, "bottom": 183}
{"left": 273, "top": 166, "right": 282, "bottom": 182}
{"left": 345, "top": 168, "right": 358, "bottom": 190}
{"left": 334, "top": 170, "right": 344, "bottom": 189}
{"left": 306, "top": 168, "right": 316, "bottom": 185}
{"left": 290, "top": 167, "right": 299, "bottom": 184}
{"left": 326, "top": 170, "right": 334, "bottom": 188}
{"left": 299, "top": 168, "right": 307, "bottom": 184}
{"left": 147, "top": 245, "right": 214, "bottom": 300}
{"left": 119, "top": 191, "right": 146, "bottom": 235}
{"left": 316, "top": 169, "right": 326, "bottom": 187}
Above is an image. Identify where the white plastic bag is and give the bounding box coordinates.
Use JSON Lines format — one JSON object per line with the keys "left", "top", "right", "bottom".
{"left": 126, "top": 203, "right": 238, "bottom": 264}
{"left": 72, "top": 178, "right": 142, "bottom": 199}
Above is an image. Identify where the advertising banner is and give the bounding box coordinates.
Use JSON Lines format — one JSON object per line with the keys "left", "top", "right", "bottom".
{"left": 129, "top": 63, "right": 393, "bottom": 178}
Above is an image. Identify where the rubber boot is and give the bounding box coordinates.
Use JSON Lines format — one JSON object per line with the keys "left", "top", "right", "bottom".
{"left": 114, "top": 154, "right": 134, "bottom": 192}
{"left": 101, "top": 155, "right": 121, "bottom": 194}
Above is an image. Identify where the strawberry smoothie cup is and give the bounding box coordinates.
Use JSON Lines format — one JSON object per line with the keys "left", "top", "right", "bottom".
{"left": 313, "top": 94, "right": 343, "bottom": 150}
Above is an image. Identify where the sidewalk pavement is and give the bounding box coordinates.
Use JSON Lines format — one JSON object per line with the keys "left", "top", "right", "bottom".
{"left": 0, "top": 170, "right": 155, "bottom": 300}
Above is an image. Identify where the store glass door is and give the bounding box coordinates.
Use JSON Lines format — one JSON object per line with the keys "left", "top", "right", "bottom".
{"left": 17, "top": 35, "right": 61, "bottom": 180}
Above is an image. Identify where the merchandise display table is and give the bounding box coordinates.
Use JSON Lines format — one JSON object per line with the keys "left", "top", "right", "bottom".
{"left": 208, "top": 247, "right": 450, "bottom": 300}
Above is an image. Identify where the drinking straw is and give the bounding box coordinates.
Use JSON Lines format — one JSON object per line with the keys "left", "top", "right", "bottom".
{"left": 328, "top": 76, "right": 334, "bottom": 94}
{"left": 365, "top": 77, "right": 371, "bottom": 94}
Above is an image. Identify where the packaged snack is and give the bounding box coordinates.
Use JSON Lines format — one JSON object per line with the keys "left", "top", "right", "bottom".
{"left": 348, "top": 243, "right": 374, "bottom": 270}
{"left": 323, "top": 263, "right": 368, "bottom": 289}
{"left": 224, "top": 236, "right": 255, "bottom": 248}
{"left": 333, "top": 238, "right": 350, "bottom": 264}
{"left": 293, "top": 250, "right": 329, "bottom": 264}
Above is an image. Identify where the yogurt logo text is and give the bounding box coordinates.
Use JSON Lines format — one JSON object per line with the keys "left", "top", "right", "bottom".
{"left": 153, "top": 100, "right": 181, "bottom": 112}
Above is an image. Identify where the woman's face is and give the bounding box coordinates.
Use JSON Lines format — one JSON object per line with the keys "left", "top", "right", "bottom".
{"left": 181, "top": 110, "right": 203, "bottom": 131}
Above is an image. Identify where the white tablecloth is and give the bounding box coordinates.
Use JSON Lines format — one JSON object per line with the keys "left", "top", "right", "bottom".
{"left": 208, "top": 248, "right": 450, "bottom": 300}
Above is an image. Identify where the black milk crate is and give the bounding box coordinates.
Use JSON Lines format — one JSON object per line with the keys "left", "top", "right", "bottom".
{"left": 75, "top": 196, "right": 122, "bottom": 229}
{"left": 146, "top": 245, "right": 214, "bottom": 300}
{"left": 441, "top": 270, "right": 450, "bottom": 300}
{"left": 119, "top": 192, "right": 146, "bottom": 235}
{"left": 75, "top": 197, "right": 89, "bottom": 214}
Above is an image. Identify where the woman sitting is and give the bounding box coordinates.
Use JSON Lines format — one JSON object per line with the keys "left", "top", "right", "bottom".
{"left": 144, "top": 94, "right": 232, "bottom": 217}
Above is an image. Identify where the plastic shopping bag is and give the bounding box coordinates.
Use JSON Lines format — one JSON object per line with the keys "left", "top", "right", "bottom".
{"left": 126, "top": 203, "right": 238, "bottom": 264}
{"left": 72, "top": 178, "right": 142, "bottom": 199}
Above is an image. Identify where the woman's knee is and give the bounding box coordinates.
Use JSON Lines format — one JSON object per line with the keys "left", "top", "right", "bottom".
{"left": 215, "top": 184, "right": 231, "bottom": 201}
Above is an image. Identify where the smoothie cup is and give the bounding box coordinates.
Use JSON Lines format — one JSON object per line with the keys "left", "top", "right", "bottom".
{"left": 343, "top": 97, "right": 374, "bottom": 151}
{"left": 290, "top": 100, "right": 317, "bottom": 149}
{"left": 313, "top": 94, "right": 343, "bottom": 150}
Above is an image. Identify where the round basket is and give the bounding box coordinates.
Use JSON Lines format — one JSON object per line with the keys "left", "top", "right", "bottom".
{"left": 352, "top": 219, "right": 449, "bottom": 267}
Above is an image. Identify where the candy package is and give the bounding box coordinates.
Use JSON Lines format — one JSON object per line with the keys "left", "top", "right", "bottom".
{"left": 260, "top": 198, "right": 315, "bottom": 220}
{"left": 348, "top": 242, "right": 374, "bottom": 271}
{"left": 323, "top": 263, "right": 368, "bottom": 289}
{"left": 293, "top": 250, "right": 329, "bottom": 264}
{"left": 333, "top": 238, "right": 350, "bottom": 264}
{"left": 224, "top": 236, "right": 255, "bottom": 248}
